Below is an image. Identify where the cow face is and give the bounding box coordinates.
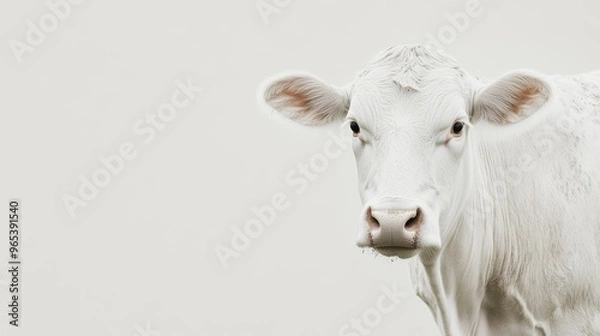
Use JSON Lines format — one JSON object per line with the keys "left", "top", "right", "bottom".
{"left": 345, "top": 68, "right": 473, "bottom": 259}
{"left": 261, "top": 45, "right": 551, "bottom": 260}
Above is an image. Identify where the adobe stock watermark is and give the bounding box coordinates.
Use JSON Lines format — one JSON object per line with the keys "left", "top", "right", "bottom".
{"left": 424, "top": 0, "right": 484, "bottom": 50}
{"left": 338, "top": 283, "right": 408, "bottom": 336}
{"left": 9, "top": 0, "right": 87, "bottom": 64}
{"left": 255, "top": 0, "right": 291, "bottom": 26}
{"left": 62, "top": 77, "right": 203, "bottom": 219}
{"left": 131, "top": 322, "right": 160, "bottom": 336}
{"left": 214, "top": 129, "right": 351, "bottom": 268}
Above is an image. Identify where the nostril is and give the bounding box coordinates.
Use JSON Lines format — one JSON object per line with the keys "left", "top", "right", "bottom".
{"left": 366, "top": 207, "right": 380, "bottom": 230}
{"left": 404, "top": 208, "right": 422, "bottom": 231}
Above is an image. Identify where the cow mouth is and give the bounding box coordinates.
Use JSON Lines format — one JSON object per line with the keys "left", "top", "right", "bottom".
{"left": 374, "top": 246, "right": 420, "bottom": 259}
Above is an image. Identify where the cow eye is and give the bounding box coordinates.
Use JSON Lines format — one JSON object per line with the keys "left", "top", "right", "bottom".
{"left": 350, "top": 121, "right": 360, "bottom": 134}
{"left": 451, "top": 121, "right": 464, "bottom": 135}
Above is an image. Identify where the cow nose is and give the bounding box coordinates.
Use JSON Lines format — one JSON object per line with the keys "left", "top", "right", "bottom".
{"left": 366, "top": 207, "right": 423, "bottom": 248}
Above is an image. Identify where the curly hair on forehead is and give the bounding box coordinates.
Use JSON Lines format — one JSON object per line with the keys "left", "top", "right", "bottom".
{"left": 357, "top": 44, "right": 464, "bottom": 92}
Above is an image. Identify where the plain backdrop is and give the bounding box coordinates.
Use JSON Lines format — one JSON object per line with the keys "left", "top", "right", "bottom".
{"left": 1, "top": 0, "right": 599, "bottom": 335}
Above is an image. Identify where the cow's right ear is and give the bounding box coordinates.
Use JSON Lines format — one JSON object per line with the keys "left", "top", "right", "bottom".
{"left": 259, "top": 73, "right": 350, "bottom": 126}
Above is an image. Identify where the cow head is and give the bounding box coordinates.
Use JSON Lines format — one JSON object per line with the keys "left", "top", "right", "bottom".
{"left": 260, "top": 45, "right": 550, "bottom": 261}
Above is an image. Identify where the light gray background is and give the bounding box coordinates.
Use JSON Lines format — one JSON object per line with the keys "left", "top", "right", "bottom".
{"left": 0, "top": 0, "right": 599, "bottom": 335}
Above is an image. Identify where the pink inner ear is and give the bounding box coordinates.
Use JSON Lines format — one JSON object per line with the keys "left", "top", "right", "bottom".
{"left": 281, "top": 85, "right": 310, "bottom": 109}
{"left": 512, "top": 84, "right": 543, "bottom": 115}
{"left": 475, "top": 73, "right": 551, "bottom": 125}
{"left": 264, "top": 74, "right": 349, "bottom": 126}
{"left": 280, "top": 83, "right": 330, "bottom": 122}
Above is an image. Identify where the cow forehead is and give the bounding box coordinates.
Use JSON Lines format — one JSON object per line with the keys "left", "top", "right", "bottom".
{"left": 349, "top": 45, "right": 470, "bottom": 124}
{"left": 350, "top": 71, "right": 468, "bottom": 127}
{"left": 355, "top": 44, "right": 463, "bottom": 89}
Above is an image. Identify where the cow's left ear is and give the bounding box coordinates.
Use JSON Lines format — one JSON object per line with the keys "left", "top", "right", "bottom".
{"left": 472, "top": 71, "right": 551, "bottom": 124}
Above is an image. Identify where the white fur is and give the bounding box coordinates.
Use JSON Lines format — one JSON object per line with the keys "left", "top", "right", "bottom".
{"left": 260, "top": 45, "right": 600, "bottom": 335}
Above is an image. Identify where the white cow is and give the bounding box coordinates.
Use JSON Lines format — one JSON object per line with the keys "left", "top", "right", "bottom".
{"left": 260, "top": 45, "right": 600, "bottom": 335}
